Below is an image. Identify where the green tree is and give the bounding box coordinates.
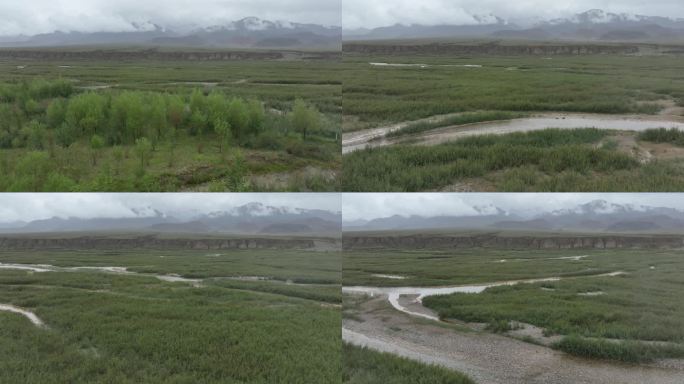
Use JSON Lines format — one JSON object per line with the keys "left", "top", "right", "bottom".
{"left": 289, "top": 99, "right": 320, "bottom": 140}
{"left": 46, "top": 98, "right": 67, "bottom": 129}
{"left": 134, "top": 137, "right": 153, "bottom": 170}
{"left": 247, "top": 99, "right": 265, "bottom": 136}
{"left": 64, "top": 92, "right": 106, "bottom": 137}
{"left": 214, "top": 118, "right": 231, "bottom": 153}
{"left": 147, "top": 94, "right": 168, "bottom": 150}
{"left": 166, "top": 95, "right": 186, "bottom": 129}
{"left": 227, "top": 98, "right": 249, "bottom": 140}
{"left": 26, "top": 120, "right": 47, "bottom": 150}
{"left": 189, "top": 88, "right": 206, "bottom": 114}
{"left": 10, "top": 151, "right": 52, "bottom": 191}
{"left": 90, "top": 134, "right": 105, "bottom": 165}
{"left": 206, "top": 91, "right": 228, "bottom": 125}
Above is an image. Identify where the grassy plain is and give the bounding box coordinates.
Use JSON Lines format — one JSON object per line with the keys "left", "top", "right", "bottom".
{"left": 0, "top": 53, "right": 342, "bottom": 192}
{"left": 343, "top": 344, "right": 474, "bottom": 384}
{"left": 0, "top": 247, "right": 341, "bottom": 383}
{"left": 342, "top": 50, "right": 684, "bottom": 192}
{"left": 343, "top": 128, "right": 684, "bottom": 191}
{"left": 344, "top": 244, "right": 684, "bottom": 362}
{"left": 342, "top": 53, "right": 684, "bottom": 131}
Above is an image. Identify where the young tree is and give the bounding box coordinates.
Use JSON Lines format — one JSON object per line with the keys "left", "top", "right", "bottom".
{"left": 134, "top": 137, "right": 153, "bottom": 170}
{"left": 227, "top": 98, "right": 249, "bottom": 141}
{"left": 206, "top": 91, "right": 228, "bottom": 125}
{"left": 46, "top": 98, "right": 67, "bottom": 128}
{"left": 147, "top": 94, "right": 168, "bottom": 150}
{"left": 90, "top": 134, "right": 105, "bottom": 165}
{"left": 111, "top": 146, "right": 124, "bottom": 176}
{"left": 26, "top": 120, "right": 46, "bottom": 150}
{"left": 246, "top": 99, "right": 265, "bottom": 136}
{"left": 189, "top": 88, "right": 206, "bottom": 114}
{"left": 64, "top": 92, "right": 106, "bottom": 137}
{"left": 289, "top": 99, "right": 320, "bottom": 140}
{"left": 166, "top": 95, "right": 186, "bottom": 129}
{"left": 214, "top": 118, "right": 232, "bottom": 154}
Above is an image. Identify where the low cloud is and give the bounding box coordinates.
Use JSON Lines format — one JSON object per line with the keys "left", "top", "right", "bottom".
{"left": 343, "top": 0, "right": 684, "bottom": 29}
{"left": 0, "top": 193, "right": 340, "bottom": 223}
{"left": 0, "top": 0, "right": 340, "bottom": 36}
{"left": 342, "top": 193, "right": 684, "bottom": 221}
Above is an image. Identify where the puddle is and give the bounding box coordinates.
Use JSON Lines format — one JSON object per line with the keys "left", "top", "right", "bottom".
{"left": 370, "top": 62, "right": 429, "bottom": 68}
{"left": 0, "top": 304, "right": 46, "bottom": 328}
{"left": 344, "top": 113, "right": 684, "bottom": 153}
{"left": 166, "top": 81, "right": 218, "bottom": 87}
{"left": 0, "top": 262, "right": 200, "bottom": 287}
{"left": 156, "top": 275, "right": 203, "bottom": 287}
{"left": 369, "top": 63, "right": 483, "bottom": 69}
{"left": 77, "top": 85, "right": 114, "bottom": 90}
{"left": 578, "top": 291, "right": 605, "bottom": 296}
{"left": 552, "top": 255, "right": 588, "bottom": 261}
{"left": 343, "top": 271, "right": 626, "bottom": 321}
{"left": 372, "top": 274, "right": 407, "bottom": 280}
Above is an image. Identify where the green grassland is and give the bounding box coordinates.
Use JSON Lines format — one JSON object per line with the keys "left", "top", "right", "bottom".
{"left": 342, "top": 54, "right": 684, "bottom": 131}
{"left": 344, "top": 245, "right": 684, "bottom": 362}
{"left": 343, "top": 344, "right": 474, "bottom": 384}
{"left": 343, "top": 128, "right": 684, "bottom": 191}
{"left": 0, "top": 55, "right": 341, "bottom": 192}
{"left": 0, "top": 248, "right": 341, "bottom": 383}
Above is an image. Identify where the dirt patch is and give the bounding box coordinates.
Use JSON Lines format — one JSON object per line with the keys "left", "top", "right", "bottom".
{"left": 506, "top": 322, "right": 563, "bottom": 346}
{"left": 0, "top": 304, "right": 46, "bottom": 328}
{"left": 344, "top": 112, "right": 684, "bottom": 153}
{"left": 250, "top": 166, "right": 338, "bottom": 191}
{"left": 343, "top": 294, "right": 684, "bottom": 384}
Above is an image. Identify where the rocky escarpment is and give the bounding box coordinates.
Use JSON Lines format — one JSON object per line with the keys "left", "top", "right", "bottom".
{"left": 0, "top": 235, "right": 324, "bottom": 250}
{"left": 343, "top": 42, "right": 640, "bottom": 56}
{"left": 0, "top": 49, "right": 331, "bottom": 61}
{"left": 343, "top": 233, "right": 684, "bottom": 250}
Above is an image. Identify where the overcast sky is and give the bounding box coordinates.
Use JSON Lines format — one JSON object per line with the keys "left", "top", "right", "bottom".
{"left": 342, "top": 193, "right": 684, "bottom": 222}
{"left": 0, "top": 193, "right": 340, "bottom": 223}
{"left": 0, "top": 0, "right": 341, "bottom": 36}
{"left": 343, "top": 0, "right": 684, "bottom": 29}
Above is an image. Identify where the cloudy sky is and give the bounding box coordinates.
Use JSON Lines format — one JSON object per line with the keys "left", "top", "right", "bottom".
{"left": 0, "top": 0, "right": 340, "bottom": 36}
{"left": 343, "top": 0, "right": 684, "bottom": 29}
{"left": 342, "top": 193, "right": 684, "bottom": 222}
{"left": 0, "top": 193, "right": 340, "bottom": 224}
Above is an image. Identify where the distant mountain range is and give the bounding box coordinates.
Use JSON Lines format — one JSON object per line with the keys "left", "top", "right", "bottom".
{"left": 344, "top": 200, "right": 684, "bottom": 233}
{"left": 0, "top": 17, "right": 341, "bottom": 49}
{"left": 0, "top": 202, "right": 341, "bottom": 237}
{"left": 344, "top": 9, "right": 684, "bottom": 42}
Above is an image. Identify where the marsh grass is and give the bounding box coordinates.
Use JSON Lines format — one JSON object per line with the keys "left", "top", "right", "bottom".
{"left": 343, "top": 343, "right": 474, "bottom": 384}
{"left": 343, "top": 128, "right": 640, "bottom": 191}
{"left": 385, "top": 111, "right": 527, "bottom": 138}
{"left": 342, "top": 54, "right": 684, "bottom": 131}
{"left": 0, "top": 248, "right": 341, "bottom": 383}
{"left": 638, "top": 128, "right": 684, "bottom": 146}
{"left": 554, "top": 336, "right": 684, "bottom": 363}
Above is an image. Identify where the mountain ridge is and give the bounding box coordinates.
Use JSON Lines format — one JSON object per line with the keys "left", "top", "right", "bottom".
{"left": 0, "top": 202, "right": 341, "bottom": 237}
{"left": 344, "top": 9, "right": 684, "bottom": 42}
{"left": 0, "top": 17, "right": 341, "bottom": 49}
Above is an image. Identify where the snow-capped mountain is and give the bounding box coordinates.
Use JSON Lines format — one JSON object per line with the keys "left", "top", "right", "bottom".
{"left": 345, "top": 9, "right": 684, "bottom": 42}
{"left": 0, "top": 203, "right": 341, "bottom": 236}
{"left": 0, "top": 17, "right": 341, "bottom": 49}
{"left": 345, "top": 200, "right": 684, "bottom": 233}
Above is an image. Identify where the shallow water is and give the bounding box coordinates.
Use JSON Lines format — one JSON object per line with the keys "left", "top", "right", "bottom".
{"left": 343, "top": 272, "right": 625, "bottom": 321}
{"left": 343, "top": 114, "right": 684, "bottom": 153}
{"left": 0, "top": 304, "right": 45, "bottom": 327}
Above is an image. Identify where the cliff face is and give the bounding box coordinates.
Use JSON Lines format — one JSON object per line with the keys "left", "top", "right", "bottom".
{"left": 343, "top": 233, "right": 684, "bottom": 250}
{"left": 0, "top": 235, "right": 320, "bottom": 250}
{"left": 343, "top": 43, "right": 640, "bottom": 56}
{"left": 0, "top": 49, "right": 341, "bottom": 61}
